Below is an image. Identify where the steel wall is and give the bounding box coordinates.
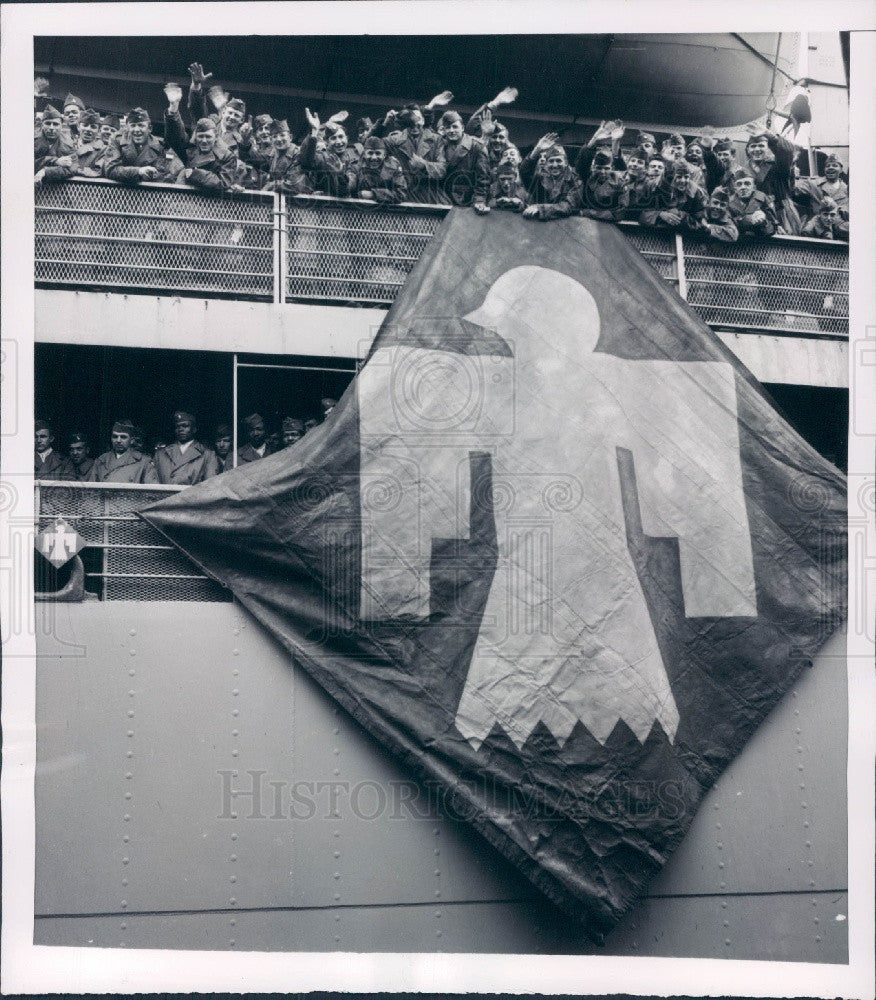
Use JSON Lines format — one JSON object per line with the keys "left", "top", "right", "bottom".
{"left": 34, "top": 601, "right": 847, "bottom": 960}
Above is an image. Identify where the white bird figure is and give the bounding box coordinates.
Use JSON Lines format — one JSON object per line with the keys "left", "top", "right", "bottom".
{"left": 357, "top": 266, "right": 756, "bottom": 751}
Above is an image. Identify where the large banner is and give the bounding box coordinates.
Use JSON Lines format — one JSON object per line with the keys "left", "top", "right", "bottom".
{"left": 142, "top": 210, "right": 846, "bottom": 941}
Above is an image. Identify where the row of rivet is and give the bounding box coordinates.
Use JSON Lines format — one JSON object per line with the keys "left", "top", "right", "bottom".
{"left": 229, "top": 623, "right": 245, "bottom": 947}
{"left": 120, "top": 627, "right": 138, "bottom": 946}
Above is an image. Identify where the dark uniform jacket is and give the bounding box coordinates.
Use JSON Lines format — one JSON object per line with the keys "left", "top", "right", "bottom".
{"left": 88, "top": 450, "right": 159, "bottom": 484}
{"left": 75, "top": 137, "right": 107, "bottom": 177}
{"left": 35, "top": 450, "right": 76, "bottom": 481}
{"left": 573, "top": 146, "right": 625, "bottom": 221}
{"left": 72, "top": 457, "right": 95, "bottom": 481}
{"left": 384, "top": 130, "right": 446, "bottom": 204}
{"left": 639, "top": 183, "right": 709, "bottom": 231}
{"left": 183, "top": 139, "right": 245, "bottom": 192}
{"left": 103, "top": 134, "right": 184, "bottom": 184}
{"left": 34, "top": 133, "right": 79, "bottom": 181}
{"left": 154, "top": 441, "right": 219, "bottom": 485}
{"left": 299, "top": 135, "right": 352, "bottom": 197}
{"left": 347, "top": 156, "right": 408, "bottom": 203}
{"left": 187, "top": 90, "right": 257, "bottom": 162}
{"left": 437, "top": 134, "right": 490, "bottom": 207}
{"left": 728, "top": 189, "right": 779, "bottom": 238}
{"left": 236, "top": 443, "right": 276, "bottom": 465}
{"left": 619, "top": 176, "right": 661, "bottom": 221}
{"left": 795, "top": 176, "right": 849, "bottom": 220}
{"left": 488, "top": 177, "right": 529, "bottom": 211}
{"left": 519, "top": 157, "right": 583, "bottom": 220}
{"left": 705, "top": 208, "right": 739, "bottom": 242}
{"left": 261, "top": 148, "right": 312, "bottom": 195}
{"left": 748, "top": 133, "right": 800, "bottom": 234}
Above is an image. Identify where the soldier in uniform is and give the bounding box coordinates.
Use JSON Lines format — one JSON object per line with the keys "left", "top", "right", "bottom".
{"left": 75, "top": 109, "right": 107, "bottom": 177}
{"left": 260, "top": 119, "right": 311, "bottom": 194}
{"left": 347, "top": 137, "right": 408, "bottom": 203}
{"left": 801, "top": 196, "right": 845, "bottom": 240}
{"left": 169, "top": 116, "right": 246, "bottom": 192}
{"left": 299, "top": 109, "right": 352, "bottom": 197}
{"left": 246, "top": 113, "right": 276, "bottom": 173}
{"left": 35, "top": 106, "right": 78, "bottom": 184}
{"left": 383, "top": 106, "right": 446, "bottom": 204}
{"left": 618, "top": 146, "right": 658, "bottom": 221}
{"left": 213, "top": 423, "right": 233, "bottom": 473}
{"left": 795, "top": 154, "right": 849, "bottom": 234}
{"left": 99, "top": 114, "right": 121, "bottom": 146}
{"left": 704, "top": 189, "right": 739, "bottom": 242}
{"left": 281, "top": 417, "right": 305, "bottom": 448}
{"left": 154, "top": 411, "right": 220, "bottom": 485}
{"left": 488, "top": 160, "right": 528, "bottom": 212}
{"left": 702, "top": 137, "right": 738, "bottom": 194}
{"left": 62, "top": 93, "right": 86, "bottom": 139}
{"left": 521, "top": 138, "right": 583, "bottom": 221}
{"left": 744, "top": 127, "right": 800, "bottom": 234}
{"left": 102, "top": 107, "right": 184, "bottom": 184}
{"left": 435, "top": 111, "right": 490, "bottom": 212}
{"left": 186, "top": 63, "right": 256, "bottom": 162}
{"left": 324, "top": 122, "right": 360, "bottom": 173}
{"left": 576, "top": 147, "right": 625, "bottom": 222}
{"left": 88, "top": 419, "right": 159, "bottom": 484}
{"left": 727, "top": 167, "right": 779, "bottom": 238}
{"left": 236, "top": 413, "right": 275, "bottom": 465}
{"left": 67, "top": 431, "right": 95, "bottom": 481}
{"left": 35, "top": 420, "right": 76, "bottom": 481}
{"left": 639, "top": 160, "right": 708, "bottom": 232}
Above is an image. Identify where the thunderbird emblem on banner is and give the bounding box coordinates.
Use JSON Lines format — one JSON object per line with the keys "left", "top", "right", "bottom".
{"left": 143, "top": 210, "right": 846, "bottom": 940}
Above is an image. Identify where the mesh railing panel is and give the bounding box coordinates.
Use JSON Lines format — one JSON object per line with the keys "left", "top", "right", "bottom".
{"left": 35, "top": 180, "right": 275, "bottom": 299}
{"left": 681, "top": 236, "right": 848, "bottom": 336}
{"left": 286, "top": 199, "right": 448, "bottom": 305}
{"left": 37, "top": 484, "right": 229, "bottom": 602}
{"left": 620, "top": 227, "right": 679, "bottom": 283}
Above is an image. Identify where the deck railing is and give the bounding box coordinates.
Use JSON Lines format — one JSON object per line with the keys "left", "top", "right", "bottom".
{"left": 35, "top": 179, "right": 849, "bottom": 337}
{"left": 35, "top": 481, "right": 229, "bottom": 602}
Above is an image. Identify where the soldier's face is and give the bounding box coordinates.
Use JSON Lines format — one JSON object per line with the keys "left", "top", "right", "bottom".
{"left": 441, "top": 118, "right": 463, "bottom": 142}
{"left": 501, "top": 147, "right": 521, "bottom": 167}
{"left": 627, "top": 156, "right": 646, "bottom": 178}
{"left": 734, "top": 177, "right": 755, "bottom": 199}
{"left": 255, "top": 122, "right": 272, "bottom": 143}
{"left": 497, "top": 175, "right": 515, "bottom": 195}
{"left": 747, "top": 139, "right": 767, "bottom": 161}
{"left": 640, "top": 140, "right": 655, "bottom": 157}
{"left": 80, "top": 122, "right": 99, "bottom": 143}
{"left": 820, "top": 206, "right": 839, "bottom": 221}
{"left": 195, "top": 126, "right": 217, "bottom": 153}
{"left": 708, "top": 196, "right": 727, "bottom": 217}
{"left": 304, "top": 418, "right": 318, "bottom": 432}
{"left": 489, "top": 136, "right": 507, "bottom": 157}
{"left": 669, "top": 141, "right": 686, "bottom": 160}
{"left": 283, "top": 429, "right": 303, "bottom": 447}
{"left": 673, "top": 171, "right": 690, "bottom": 191}
{"left": 547, "top": 154, "right": 566, "bottom": 178}
{"left": 824, "top": 161, "right": 841, "bottom": 181}
{"left": 247, "top": 421, "right": 266, "bottom": 447}
{"left": 591, "top": 163, "right": 610, "bottom": 182}
{"left": 363, "top": 148, "right": 386, "bottom": 168}
{"left": 129, "top": 120, "right": 150, "bottom": 145}
{"left": 64, "top": 105, "right": 81, "bottom": 127}
{"left": 716, "top": 149, "right": 734, "bottom": 169}
{"left": 407, "top": 111, "right": 424, "bottom": 140}
{"left": 100, "top": 124, "right": 118, "bottom": 143}
{"left": 41, "top": 119, "right": 61, "bottom": 141}
{"left": 647, "top": 160, "right": 665, "bottom": 180}
{"left": 111, "top": 431, "right": 131, "bottom": 455}
{"left": 272, "top": 130, "right": 291, "bottom": 152}
{"left": 223, "top": 106, "right": 245, "bottom": 129}
{"left": 686, "top": 145, "right": 704, "bottom": 164}
{"left": 35, "top": 428, "right": 53, "bottom": 453}
{"left": 328, "top": 129, "right": 348, "bottom": 153}
{"left": 69, "top": 441, "right": 89, "bottom": 462}
{"left": 214, "top": 435, "right": 232, "bottom": 458}
{"left": 174, "top": 419, "right": 194, "bottom": 444}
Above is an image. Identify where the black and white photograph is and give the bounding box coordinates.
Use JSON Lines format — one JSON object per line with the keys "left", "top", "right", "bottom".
{"left": 1, "top": 2, "right": 874, "bottom": 996}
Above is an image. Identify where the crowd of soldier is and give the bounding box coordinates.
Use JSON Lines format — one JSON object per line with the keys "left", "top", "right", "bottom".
{"left": 34, "top": 63, "right": 849, "bottom": 242}
{"left": 34, "top": 403, "right": 336, "bottom": 485}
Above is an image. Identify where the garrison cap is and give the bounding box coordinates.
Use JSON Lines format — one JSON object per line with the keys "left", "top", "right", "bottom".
{"left": 713, "top": 138, "right": 734, "bottom": 153}
{"left": 819, "top": 196, "right": 839, "bottom": 212}
{"left": 253, "top": 113, "right": 273, "bottom": 129}
{"left": 628, "top": 146, "right": 650, "bottom": 162}
{"left": 282, "top": 417, "right": 305, "bottom": 433}
{"left": 825, "top": 153, "right": 843, "bottom": 167}
{"left": 172, "top": 410, "right": 195, "bottom": 424}
{"left": 35, "top": 419, "right": 53, "bottom": 433}
{"left": 438, "top": 110, "right": 461, "bottom": 127}
{"left": 746, "top": 131, "right": 770, "bottom": 144}
{"left": 215, "top": 423, "right": 232, "bottom": 438}
{"left": 68, "top": 431, "right": 89, "bottom": 445}
{"left": 730, "top": 166, "right": 754, "bottom": 181}
{"left": 355, "top": 116, "right": 375, "bottom": 133}
{"left": 80, "top": 109, "right": 101, "bottom": 127}
{"left": 101, "top": 113, "right": 121, "bottom": 128}
{"left": 64, "top": 93, "right": 86, "bottom": 110}
{"left": 591, "top": 149, "right": 612, "bottom": 167}
{"left": 112, "top": 419, "right": 136, "bottom": 435}
{"left": 672, "top": 160, "right": 692, "bottom": 177}
{"left": 322, "top": 122, "right": 344, "bottom": 138}
{"left": 635, "top": 130, "right": 656, "bottom": 145}
{"left": 226, "top": 98, "right": 246, "bottom": 114}
{"left": 667, "top": 132, "right": 685, "bottom": 146}
{"left": 194, "top": 117, "right": 216, "bottom": 132}
{"left": 127, "top": 107, "right": 150, "bottom": 124}
{"left": 269, "top": 118, "right": 290, "bottom": 135}
{"left": 242, "top": 412, "right": 264, "bottom": 430}
{"left": 41, "top": 105, "right": 63, "bottom": 121}
{"left": 709, "top": 188, "right": 730, "bottom": 204}
{"left": 363, "top": 135, "right": 386, "bottom": 151}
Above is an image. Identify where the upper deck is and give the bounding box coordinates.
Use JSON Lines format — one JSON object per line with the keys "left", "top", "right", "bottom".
{"left": 35, "top": 179, "right": 849, "bottom": 384}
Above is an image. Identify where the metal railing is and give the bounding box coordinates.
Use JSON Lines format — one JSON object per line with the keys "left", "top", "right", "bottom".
{"left": 35, "top": 481, "right": 230, "bottom": 602}
{"left": 35, "top": 180, "right": 849, "bottom": 336}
